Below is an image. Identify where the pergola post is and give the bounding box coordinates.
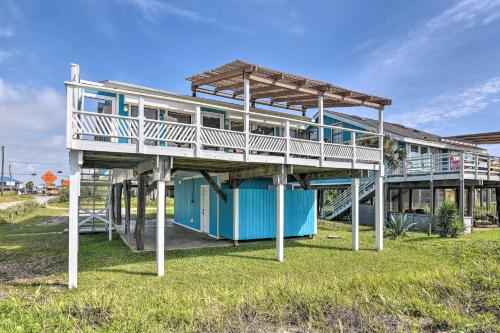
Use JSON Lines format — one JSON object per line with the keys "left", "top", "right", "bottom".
{"left": 375, "top": 107, "right": 384, "bottom": 251}
{"left": 318, "top": 94, "right": 324, "bottom": 166}
{"left": 243, "top": 73, "right": 250, "bottom": 160}
{"left": 351, "top": 178, "right": 360, "bottom": 251}
{"left": 68, "top": 150, "right": 82, "bottom": 289}
{"left": 274, "top": 165, "right": 287, "bottom": 262}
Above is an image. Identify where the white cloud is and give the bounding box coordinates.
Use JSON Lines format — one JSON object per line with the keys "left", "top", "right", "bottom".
{"left": 352, "top": 0, "right": 500, "bottom": 89}
{"left": 0, "top": 27, "right": 14, "bottom": 37}
{"left": 0, "top": 78, "right": 68, "bottom": 183}
{"left": 388, "top": 76, "right": 500, "bottom": 127}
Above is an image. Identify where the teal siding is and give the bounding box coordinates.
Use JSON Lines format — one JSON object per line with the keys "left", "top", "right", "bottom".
{"left": 238, "top": 188, "right": 315, "bottom": 241}
{"left": 219, "top": 188, "right": 234, "bottom": 239}
{"left": 323, "top": 115, "right": 365, "bottom": 143}
{"left": 174, "top": 176, "right": 219, "bottom": 234}
{"left": 118, "top": 94, "right": 127, "bottom": 143}
{"left": 84, "top": 89, "right": 116, "bottom": 97}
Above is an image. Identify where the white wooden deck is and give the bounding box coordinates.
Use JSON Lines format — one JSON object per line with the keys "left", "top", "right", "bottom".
{"left": 66, "top": 80, "right": 383, "bottom": 171}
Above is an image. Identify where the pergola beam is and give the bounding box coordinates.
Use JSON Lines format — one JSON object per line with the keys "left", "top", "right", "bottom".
{"left": 194, "top": 87, "right": 304, "bottom": 112}
{"left": 191, "top": 65, "right": 255, "bottom": 87}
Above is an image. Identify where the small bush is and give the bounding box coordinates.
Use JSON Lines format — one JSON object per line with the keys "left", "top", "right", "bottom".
{"left": 437, "top": 202, "right": 463, "bottom": 238}
{"left": 0, "top": 200, "right": 40, "bottom": 223}
{"left": 58, "top": 187, "right": 69, "bottom": 203}
{"left": 385, "top": 213, "right": 415, "bottom": 238}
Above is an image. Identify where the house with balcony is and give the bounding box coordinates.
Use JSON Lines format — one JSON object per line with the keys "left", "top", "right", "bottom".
{"left": 318, "top": 110, "right": 500, "bottom": 231}
{"left": 65, "top": 60, "right": 390, "bottom": 288}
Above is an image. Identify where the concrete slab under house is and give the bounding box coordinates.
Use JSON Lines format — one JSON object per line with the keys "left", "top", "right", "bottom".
{"left": 65, "top": 60, "right": 390, "bottom": 288}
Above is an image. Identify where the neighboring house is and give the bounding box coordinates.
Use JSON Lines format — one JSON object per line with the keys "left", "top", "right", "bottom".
{"left": 318, "top": 110, "right": 500, "bottom": 231}
{"left": 0, "top": 176, "right": 22, "bottom": 191}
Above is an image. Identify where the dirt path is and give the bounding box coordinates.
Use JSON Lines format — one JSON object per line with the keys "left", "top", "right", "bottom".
{"left": 0, "top": 195, "right": 52, "bottom": 210}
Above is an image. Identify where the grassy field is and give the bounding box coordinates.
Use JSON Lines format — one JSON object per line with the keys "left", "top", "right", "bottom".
{"left": 0, "top": 207, "right": 498, "bottom": 332}
{"left": 0, "top": 192, "right": 34, "bottom": 204}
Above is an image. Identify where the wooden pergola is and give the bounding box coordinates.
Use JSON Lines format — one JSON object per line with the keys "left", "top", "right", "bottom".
{"left": 446, "top": 131, "right": 500, "bottom": 145}
{"left": 187, "top": 60, "right": 391, "bottom": 114}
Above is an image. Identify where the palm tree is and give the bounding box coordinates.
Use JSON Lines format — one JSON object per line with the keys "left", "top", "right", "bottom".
{"left": 384, "top": 136, "right": 406, "bottom": 170}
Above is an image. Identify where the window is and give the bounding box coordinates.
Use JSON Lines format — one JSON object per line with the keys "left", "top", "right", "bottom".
{"left": 411, "top": 145, "right": 419, "bottom": 153}
{"left": 168, "top": 111, "right": 191, "bottom": 124}
{"left": 83, "top": 96, "right": 113, "bottom": 114}
{"left": 421, "top": 146, "right": 428, "bottom": 154}
{"left": 230, "top": 121, "right": 244, "bottom": 132}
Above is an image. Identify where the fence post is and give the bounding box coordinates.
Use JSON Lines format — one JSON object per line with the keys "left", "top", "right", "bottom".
{"left": 351, "top": 131, "right": 356, "bottom": 168}
{"left": 195, "top": 105, "right": 201, "bottom": 157}
{"left": 138, "top": 96, "right": 145, "bottom": 153}
{"left": 285, "top": 120, "right": 290, "bottom": 164}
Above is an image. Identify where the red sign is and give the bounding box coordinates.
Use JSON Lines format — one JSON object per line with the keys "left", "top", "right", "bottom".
{"left": 41, "top": 171, "right": 57, "bottom": 185}
{"left": 62, "top": 179, "right": 70, "bottom": 187}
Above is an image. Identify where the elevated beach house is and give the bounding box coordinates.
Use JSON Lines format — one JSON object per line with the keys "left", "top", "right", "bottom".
{"left": 318, "top": 111, "right": 500, "bottom": 232}
{"left": 65, "top": 60, "right": 390, "bottom": 288}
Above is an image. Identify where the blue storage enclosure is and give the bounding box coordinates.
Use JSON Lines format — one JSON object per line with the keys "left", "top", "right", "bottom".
{"left": 174, "top": 175, "right": 317, "bottom": 241}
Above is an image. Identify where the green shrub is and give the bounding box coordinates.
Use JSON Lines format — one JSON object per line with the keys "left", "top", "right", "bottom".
{"left": 0, "top": 200, "right": 40, "bottom": 223}
{"left": 437, "top": 202, "right": 463, "bottom": 238}
{"left": 58, "top": 187, "right": 69, "bottom": 203}
{"left": 385, "top": 213, "right": 415, "bottom": 238}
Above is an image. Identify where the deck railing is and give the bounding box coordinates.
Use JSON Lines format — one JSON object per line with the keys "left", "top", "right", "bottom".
{"left": 387, "top": 152, "right": 500, "bottom": 180}
{"left": 67, "top": 81, "right": 384, "bottom": 166}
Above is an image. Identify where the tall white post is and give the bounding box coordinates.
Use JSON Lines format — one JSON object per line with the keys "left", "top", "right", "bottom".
{"left": 108, "top": 187, "right": 112, "bottom": 241}
{"left": 351, "top": 178, "right": 360, "bottom": 251}
{"left": 138, "top": 96, "right": 145, "bottom": 153}
{"left": 285, "top": 120, "right": 290, "bottom": 164}
{"left": 243, "top": 74, "right": 250, "bottom": 160}
{"left": 68, "top": 150, "right": 82, "bottom": 289}
{"left": 459, "top": 152, "right": 465, "bottom": 221}
{"left": 318, "top": 94, "right": 324, "bottom": 166}
{"left": 156, "top": 179, "right": 165, "bottom": 276}
{"left": 376, "top": 107, "right": 384, "bottom": 251}
{"left": 195, "top": 105, "right": 201, "bottom": 157}
{"left": 375, "top": 170, "right": 384, "bottom": 251}
{"left": 154, "top": 156, "right": 170, "bottom": 276}
{"left": 274, "top": 165, "right": 286, "bottom": 262}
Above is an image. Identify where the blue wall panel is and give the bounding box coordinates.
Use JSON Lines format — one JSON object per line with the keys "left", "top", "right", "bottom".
{"left": 174, "top": 176, "right": 219, "bottom": 236}
{"left": 238, "top": 189, "right": 315, "bottom": 240}
{"left": 219, "top": 189, "right": 234, "bottom": 239}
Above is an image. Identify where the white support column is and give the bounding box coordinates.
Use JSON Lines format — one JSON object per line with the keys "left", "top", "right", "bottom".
{"left": 154, "top": 156, "right": 171, "bottom": 277}
{"left": 285, "top": 120, "right": 290, "bottom": 164}
{"left": 195, "top": 105, "right": 201, "bottom": 157}
{"left": 375, "top": 170, "right": 384, "bottom": 251}
{"left": 243, "top": 74, "right": 250, "bottom": 161}
{"left": 351, "top": 178, "right": 360, "bottom": 251}
{"left": 318, "top": 94, "right": 324, "bottom": 167}
{"left": 138, "top": 96, "right": 145, "bottom": 153}
{"left": 68, "top": 150, "right": 82, "bottom": 289}
{"left": 66, "top": 64, "right": 80, "bottom": 148}
{"left": 274, "top": 165, "right": 287, "bottom": 262}
{"left": 376, "top": 107, "right": 384, "bottom": 251}
{"left": 108, "top": 187, "right": 112, "bottom": 241}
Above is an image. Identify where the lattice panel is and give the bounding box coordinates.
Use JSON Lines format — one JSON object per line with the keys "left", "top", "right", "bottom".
{"left": 144, "top": 120, "right": 196, "bottom": 143}
{"left": 72, "top": 112, "right": 139, "bottom": 138}
{"left": 201, "top": 128, "right": 245, "bottom": 149}
{"left": 324, "top": 143, "right": 353, "bottom": 159}
{"left": 356, "top": 147, "right": 380, "bottom": 162}
{"left": 249, "top": 134, "right": 286, "bottom": 153}
{"left": 290, "top": 139, "right": 321, "bottom": 156}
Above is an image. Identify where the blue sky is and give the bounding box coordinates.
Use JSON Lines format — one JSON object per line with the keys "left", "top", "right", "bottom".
{"left": 1, "top": 0, "right": 500, "bottom": 183}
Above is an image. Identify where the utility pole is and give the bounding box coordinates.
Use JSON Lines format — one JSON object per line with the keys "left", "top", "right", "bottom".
{"left": 1, "top": 145, "right": 4, "bottom": 196}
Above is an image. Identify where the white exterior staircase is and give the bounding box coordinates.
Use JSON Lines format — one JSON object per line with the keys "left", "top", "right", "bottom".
{"left": 321, "top": 173, "right": 376, "bottom": 220}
